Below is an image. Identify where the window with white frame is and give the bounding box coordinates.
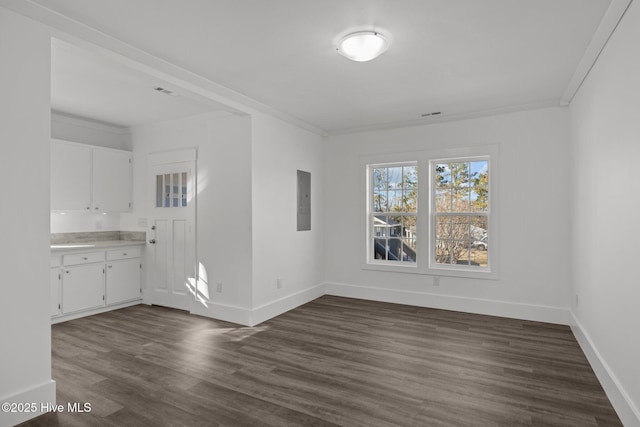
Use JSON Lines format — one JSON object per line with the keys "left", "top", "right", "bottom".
{"left": 368, "top": 163, "right": 418, "bottom": 264}
{"left": 432, "top": 158, "right": 489, "bottom": 270}
{"left": 365, "top": 151, "right": 494, "bottom": 278}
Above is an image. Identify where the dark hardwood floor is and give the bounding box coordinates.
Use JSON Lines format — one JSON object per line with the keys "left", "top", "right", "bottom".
{"left": 20, "top": 296, "right": 621, "bottom": 426}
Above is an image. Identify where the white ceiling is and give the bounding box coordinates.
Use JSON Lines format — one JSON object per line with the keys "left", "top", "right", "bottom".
{"left": 42, "top": 0, "right": 616, "bottom": 133}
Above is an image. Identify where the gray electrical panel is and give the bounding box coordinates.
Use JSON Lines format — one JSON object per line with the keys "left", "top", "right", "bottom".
{"left": 297, "top": 170, "right": 311, "bottom": 231}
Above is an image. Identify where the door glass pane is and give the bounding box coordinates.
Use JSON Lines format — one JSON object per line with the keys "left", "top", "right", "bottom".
{"left": 164, "top": 174, "right": 171, "bottom": 207}
{"left": 156, "top": 175, "right": 163, "bottom": 208}
{"left": 172, "top": 173, "right": 179, "bottom": 207}
{"left": 181, "top": 172, "right": 188, "bottom": 207}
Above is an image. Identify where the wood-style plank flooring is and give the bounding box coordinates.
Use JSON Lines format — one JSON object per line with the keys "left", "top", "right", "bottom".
{"left": 21, "top": 296, "right": 621, "bottom": 426}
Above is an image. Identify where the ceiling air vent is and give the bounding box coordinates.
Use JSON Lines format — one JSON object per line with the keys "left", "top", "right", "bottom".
{"left": 421, "top": 111, "right": 442, "bottom": 118}
{"left": 153, "top": 87, "right": 177, "bottom": 96}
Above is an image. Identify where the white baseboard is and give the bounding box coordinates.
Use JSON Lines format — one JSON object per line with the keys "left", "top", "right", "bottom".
{"left": 250, "top": 284, "right": 325, "bottom": 326}
{"left": 51, "top": 300, "right": 142, "bottom": 324}
{"left": 0, "top": 380, "right": 56, "bottom": 426}
{"left": 189, "top": 284, "right": 325, "bottom": 327}
{"left": 325, "top": 282, "right": 571, "bottom": 325}
{"left": 571, "top": 313, "right": 640, "bottom": 427}
{"left": 190, "top": 301, "right": 252, "bottom": 326}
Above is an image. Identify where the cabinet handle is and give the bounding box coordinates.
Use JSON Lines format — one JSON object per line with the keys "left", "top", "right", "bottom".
{"left": 82, "top": 257, "right": 88, "bottom": 260}
{"left": 107, "top": 265, "right": 112, "bottom": 268}
{"left": 65, "top": 270, "right": 70, "bottom": 274}
{"left": 86, "top": 206, "right": 90, "bottom": 210}
{"left": 149, "top": 239, "right": 156, "bottom": 244}
{"left": 94, "top": 207, "right": 99, "bottom": 210}
{"left": 123, "top": 253, "right": 127, "bottom": 256}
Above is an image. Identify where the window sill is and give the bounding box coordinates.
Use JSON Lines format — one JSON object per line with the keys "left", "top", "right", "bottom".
{"left": 362, "top": 261, "right": 498, "bottom": 280}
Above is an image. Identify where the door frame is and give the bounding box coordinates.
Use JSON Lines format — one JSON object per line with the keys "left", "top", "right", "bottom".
{"left": 146, "top": 148, "right": 197, "bottom": 310}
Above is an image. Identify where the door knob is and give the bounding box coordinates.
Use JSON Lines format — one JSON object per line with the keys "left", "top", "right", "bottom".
{"left": 149, "top": 239, "right": 156, "bottom": 244}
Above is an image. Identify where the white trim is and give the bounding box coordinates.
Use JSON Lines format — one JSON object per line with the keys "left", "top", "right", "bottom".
{"left": 189, "top": 284, "right": 325, "bottom": 327}
{"left": 0, "top": 0, "right": 326, "bottom": 137}
{"left": 0, "top": 380, "right": 56, "bottom": 426}
{"left": 51, "top": 300, "right": 141, "bottom": 324}
{"left": 190, "top": 301, "right": 253, "bottom": 327}
{"left": 561, "top": 0, "right": 633, "bottom": 104}
{"left": 325, "top": 282, "right": 571, "bottom": 325}
{"left": 51, "top": 110, "right": 128, "bottom": 135}
{"left": 328, "top": 100, "right": 561, "bottom": 136}
{"left": 250, "top": 284, "right": 325, "bottom": 327}
{"left": 570, "top": 313, "right": 640, "bottom": 427}
{"left": 360, "top": 145, "right": 499, "bottom": 280}
{"left": 148, "top": 148, "right": 197, "bottom": 165}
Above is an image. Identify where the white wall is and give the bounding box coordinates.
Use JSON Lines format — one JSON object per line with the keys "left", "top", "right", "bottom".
{"left": 0, "top": 7, "right": 56, "bottom": 426}
{"left": 250, "top": 113, "right": 325, "bottom": 320}
{"left": 324, "top": 107, "right": 572, "bottom": 323}
{"left": 52, "top": 111, "right": 131, "bottom": 150}
{"left": 50, "top": 113, "right": 129, "bottom": 234}
{"left": 124, "top": 112, "right": 254, "bottom": 314}
{"left": 570, "top": 0, "right": 640, "bottom": 423}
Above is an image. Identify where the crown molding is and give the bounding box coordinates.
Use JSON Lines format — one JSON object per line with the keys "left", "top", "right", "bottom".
{"left": 326, "top": 100, "right": 562, "bottom": 137}
{"left": 0, "top": 0, "right": 326, "bottom": 137}
{"left": 51, "top": 110, "right": 129, "bottom": 135}
{"left": 561, "top": 0, "right": 633, "bottom": 104}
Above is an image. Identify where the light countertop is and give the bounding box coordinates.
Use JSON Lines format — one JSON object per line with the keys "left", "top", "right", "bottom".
{"left": 51, "top": 240, "right": 145, "bottom": 252}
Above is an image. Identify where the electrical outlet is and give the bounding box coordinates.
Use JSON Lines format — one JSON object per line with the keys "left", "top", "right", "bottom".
{"left": 276, "top": 278, "right": 282, "bottom": 289}
{"left": 216, "top": 282, "right": 222, "bottom": 293}
{"left": 433, "top": 276, "right": 440, "bottom": 286}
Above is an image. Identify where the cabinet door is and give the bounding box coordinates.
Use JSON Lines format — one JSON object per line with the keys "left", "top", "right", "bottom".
{"left": 51, "top": 141, "right": 92, "bottom": 211}
{"left": 62, "top": 264, "right": 105, "bottom": 314}
{"left": 106, "top": 258, "right": 141, "bottom": 305}
{"left": 50, "top": 268, "right": 61, "bottom": 316}
{"left": 93, "top": 148, "right": 132, "bottom": 212}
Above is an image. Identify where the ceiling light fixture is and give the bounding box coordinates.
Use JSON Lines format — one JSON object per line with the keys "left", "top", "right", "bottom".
{"left": 336, "top": 31, "right": 389, "bottom": 62}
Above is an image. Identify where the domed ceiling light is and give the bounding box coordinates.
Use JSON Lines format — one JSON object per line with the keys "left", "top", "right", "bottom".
{"left": 336, "top": 31, "right": 389, "bottom": 62}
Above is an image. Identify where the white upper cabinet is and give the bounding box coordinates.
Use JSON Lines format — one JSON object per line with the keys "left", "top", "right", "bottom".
{"left": 51, "top": 141, "right": 92, "bottom": 211}
{"left": 93, "top": 147, "right": 132, "bottom": 212}
{"left": 51, "top": 139, "right": 132, "bottom": 212}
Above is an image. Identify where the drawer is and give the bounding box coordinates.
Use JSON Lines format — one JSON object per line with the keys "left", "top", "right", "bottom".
{"left": 50, "top": 255, "right": 61, "bottom": 268}
{"left": 107, "top": 247, "right": 141, "bottom": 261}
{"left": 63, "top": 251, "right": 105, "bottom": 266}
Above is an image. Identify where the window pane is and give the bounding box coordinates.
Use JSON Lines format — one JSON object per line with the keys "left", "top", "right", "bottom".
{"left": 388, "top": 167, "right": 403, "bottom": 189}
{"left": 374, "top": 238, "right": 387, "bottom": 260}
{"left": 403, "top": 189, "right": 417, "bottom": 212}
{"left": 181, "top": 172, "right": 188, "bottom": 207}
{"left": 451, "top": 216, "right": 470, "bottom": 241}
{"left": 389, "top": 218, "right": 402, "bottom": 237}
{"left": 373, "top": 190, "right": 386, "bottom": 212}
{"left": 374, "top": 215, "right": 389, "bottom": 237}
{"left": 164, "top": 174, "right": 171, "bottom": 207}
{"left": 172, "top": 173, "right": 179, "bottom": 207}
{"left": 373, "top": 168, "right": 387, "bottom": 191}
{"left": 388, "top": 190, "right": 403, "bottom": 212}
{"left": 369, "top": 163, "right": 418, "bottom": 265}
{"left": 435, "top": 216, "right": 451, "bottom": 240}
{"left": 435, "top": 188, "right": 451, "bottom": 213}
{"left": 403, "top": 165, "right": 418, "bottom": 189}
{"left": 435, "top": 164, "right": 450, "bottom": 188}
{"left": 156, "top": 175, "right": 163, "bottom": 208}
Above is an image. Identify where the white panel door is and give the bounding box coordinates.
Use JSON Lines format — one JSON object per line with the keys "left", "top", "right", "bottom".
{"left": 51, "top": 140, "right": 92, "bottom": 210}
{"left": 147, "top": 158, "right": 196, "bottom": 311}
{"left": 93, "top": 147, "right": 132, "bottom": 212}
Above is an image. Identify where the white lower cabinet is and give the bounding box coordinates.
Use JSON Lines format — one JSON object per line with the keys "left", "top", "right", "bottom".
{"left": 62, "top": 263, "right": 105, "bottom": 314}
{"left": 54, "top": 245, "right": 142, "bottom": 320}
{"left": 106, "top": 258, "right": 141, "bottom": 305}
